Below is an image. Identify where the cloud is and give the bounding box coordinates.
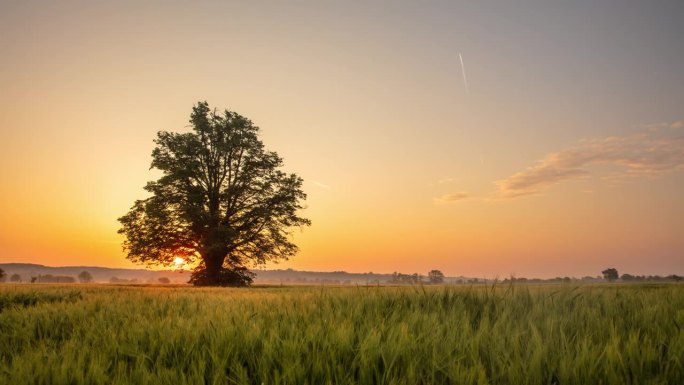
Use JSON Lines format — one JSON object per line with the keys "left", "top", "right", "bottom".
{"left": 434, "top": 192, "right": 470, "bottom": 203}
{"left": 496, "top": 121, "right": 684, "bottom": 198}
{"left": 646, "top": 120, "right": 684, "bottom": 131}
{"left": 312, "top": 181, "right": 331, "bottom": 189}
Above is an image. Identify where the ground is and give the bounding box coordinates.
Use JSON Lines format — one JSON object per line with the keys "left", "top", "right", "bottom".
{"left": 1, "top": 283, "right": 683, "bottom": 384}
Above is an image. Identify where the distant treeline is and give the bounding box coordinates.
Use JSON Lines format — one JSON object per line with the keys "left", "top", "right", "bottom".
{"left": 108, "top": 277, "right": 172, "bottom": 284}
{"left": 0, "top": 273, "right": 174, "bottom": 285}
{"left": 621, "top": 274, "right": 682, "bottom": 282}
{"left": 1, "top": 265, "right": 682, "bottom": 285}
{"left": 389, "top": 273, "right": 423, "bottom": 284}
{"left": 33, "top": 274, "right": 76, "bottom": 283}
{"left": 502, "top": 275, "right": 682, "bottom": 284}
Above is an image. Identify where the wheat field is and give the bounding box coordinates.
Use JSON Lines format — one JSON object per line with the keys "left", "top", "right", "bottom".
{"left": 1, "top": 284, "right": 683, "bottom": 384}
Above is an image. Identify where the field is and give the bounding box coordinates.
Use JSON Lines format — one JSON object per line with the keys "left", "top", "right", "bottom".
{"left": 1, "top": 284, "right": 683, "bottom": 384}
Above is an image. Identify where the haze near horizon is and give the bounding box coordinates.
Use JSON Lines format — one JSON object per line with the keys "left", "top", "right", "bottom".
{"left": 1, "top": 1, "right": 683, "bottom": 278}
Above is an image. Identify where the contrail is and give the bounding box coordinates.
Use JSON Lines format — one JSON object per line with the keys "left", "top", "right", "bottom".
{"left": 459, "top": 52, "right": 469, "bottom": 93}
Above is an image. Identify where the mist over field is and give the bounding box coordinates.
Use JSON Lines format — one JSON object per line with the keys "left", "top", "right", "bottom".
{"left": 8, "top": 263, "right": 669, "bottom": 286}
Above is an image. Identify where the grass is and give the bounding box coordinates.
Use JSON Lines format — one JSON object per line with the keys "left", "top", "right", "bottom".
{"left": 0, "top": 283, "right": 682, "bottom": 384}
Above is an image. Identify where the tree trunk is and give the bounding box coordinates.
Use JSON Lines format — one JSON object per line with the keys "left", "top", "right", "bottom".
{"left": 202, "top": 251, "right": 226, "bottom": 286}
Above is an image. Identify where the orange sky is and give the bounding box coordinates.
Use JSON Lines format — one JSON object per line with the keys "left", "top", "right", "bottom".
{"left": 1, "top": 1, "right": 683, "bottom": 278}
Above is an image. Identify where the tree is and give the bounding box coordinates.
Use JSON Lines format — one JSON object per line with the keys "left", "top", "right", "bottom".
{"left": 10, "top": 274, "right": 21, "bottom": 282}
{"left": 119, "top": 102, "right": 311, "bottom": 286}
{"left": 602, "top": 268, "right": 619, "bottom": 282}
{"left": 78, "top": 271, "right": 93, "bottom": 283}
{"left": 427, "top": 270, "right": 445, "bottom": 284}
{"left": 158, "top": 277, "right": 171, "bottom": 284}
{"left": 0, "top": 268, "right": 5, "bottom": 282}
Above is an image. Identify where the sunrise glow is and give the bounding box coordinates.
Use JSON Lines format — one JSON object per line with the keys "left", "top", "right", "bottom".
{"left": 0, "top": 1, "right": 682, "bottom": 278}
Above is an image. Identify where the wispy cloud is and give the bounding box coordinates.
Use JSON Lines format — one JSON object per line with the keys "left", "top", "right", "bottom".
{"left": 434, "top": 192, "right": 470, "bottom": 203}
{"left": 312, "top": 181, "right": 331, "bottom": 189}
{"left": 496, "top": 121, "right": 684, "bottom": 198}
{"left": 646, "top": 120, "right": 684, "bottom": 131}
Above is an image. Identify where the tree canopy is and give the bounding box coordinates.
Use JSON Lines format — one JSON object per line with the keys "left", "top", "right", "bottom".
{"left": 427, "top": 270, "right": 445, "bottom": 284}
{"left": 78, "top": 271, "right": 93, "bottom": 283}
{"left": 602, "top": 268, "right": 619, "bottom": 282}
{"left": 119, "top": 102, "right": 310, "bottom": 286}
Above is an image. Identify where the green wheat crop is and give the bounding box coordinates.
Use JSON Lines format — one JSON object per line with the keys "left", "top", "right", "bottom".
{"left": 0, "top": 284, "right": 682, "bottom": 384}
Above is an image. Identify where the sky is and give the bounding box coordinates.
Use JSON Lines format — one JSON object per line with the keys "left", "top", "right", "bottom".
{"left": 1, "top": 0, "right": 683, "bottom": 278}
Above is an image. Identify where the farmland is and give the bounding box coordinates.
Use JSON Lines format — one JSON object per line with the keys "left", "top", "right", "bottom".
{"left": 1, "top": 284, "right": 683, "bottom": 384}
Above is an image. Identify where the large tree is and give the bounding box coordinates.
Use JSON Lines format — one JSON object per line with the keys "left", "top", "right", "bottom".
{"left": 602, "top": 268, "right": 619, "bottom": 282}
{"left": 78, "top": 271, "right": 93, "bottom": 283}
{"left": 118, "top": 102, "right": 310, "bottom": 286}
{"left": 427, "top": 269, "right": 445, "bottom": 284}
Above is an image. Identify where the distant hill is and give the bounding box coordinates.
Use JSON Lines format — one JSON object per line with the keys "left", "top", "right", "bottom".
{"left": 0, "top": 263, "right": 470, "bottom": 285}
{"left": 0, "top": 263, "right": 190, "bottom": 284}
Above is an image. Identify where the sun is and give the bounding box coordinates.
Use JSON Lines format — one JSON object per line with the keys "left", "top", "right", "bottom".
{"left": 173, "top": 257, "right": 185, "bottom": 267}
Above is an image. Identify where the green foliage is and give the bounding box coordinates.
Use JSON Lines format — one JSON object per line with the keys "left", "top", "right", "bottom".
{"left": 118, "top": 102, "right": 310, "bottom": 286}
{"left": 1, "top": 284, "right": 683, "bottom": 384}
